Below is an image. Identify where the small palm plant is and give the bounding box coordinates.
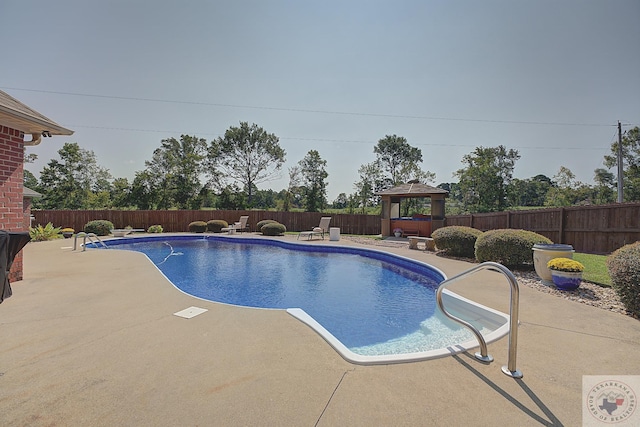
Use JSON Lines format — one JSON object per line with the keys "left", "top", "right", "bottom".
{"left": 29, "top": 222, "right": 63, "bottom": 241}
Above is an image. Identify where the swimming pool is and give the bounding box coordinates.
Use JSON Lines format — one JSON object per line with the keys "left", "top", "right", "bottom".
{"left": 96, "top": 235, "right": 509, "bottom": 364}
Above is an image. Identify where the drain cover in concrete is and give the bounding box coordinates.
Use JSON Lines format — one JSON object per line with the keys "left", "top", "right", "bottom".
{"left": 173, "top": 306, "right": 208, "bottom": 319}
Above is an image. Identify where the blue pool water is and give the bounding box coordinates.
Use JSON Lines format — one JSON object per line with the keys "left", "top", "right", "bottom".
{"left": 97, "top": 236, "right": 496, "bottom": 360}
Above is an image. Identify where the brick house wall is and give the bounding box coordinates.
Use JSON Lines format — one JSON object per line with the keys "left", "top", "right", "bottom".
{"left": 0, "top": 125, "right": 27, "bottom": 281}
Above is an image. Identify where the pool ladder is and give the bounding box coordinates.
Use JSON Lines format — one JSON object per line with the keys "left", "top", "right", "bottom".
{"left": 73, "top": 232, "right": 108, "bottom": 251}
{"left": 436, "top": 262, "right": 523, "bottom": 379}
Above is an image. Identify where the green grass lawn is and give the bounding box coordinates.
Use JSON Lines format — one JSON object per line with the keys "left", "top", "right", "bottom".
{"left": 284, "top": 232, "right": 614, "bottom": 287}
{"left": 574, "top": 253, "right": 611, "bottom": 286}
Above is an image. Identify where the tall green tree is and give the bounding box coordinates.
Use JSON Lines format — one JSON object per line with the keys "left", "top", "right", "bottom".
{"left": 455, "top": 145, "right": 520, "bottom": 213}
{"left": 298, "top": 150, "right": 328, "bottom": 212}
{"left": 592, "top": 168, "right": 616, "bottom": 204}
{"left": 110, "top": 177, "right": 133, "bottom": 208}
{"left": 215, "top": 184, "right": 246, "bottom": 210}
{"left": 278, "top": 166, "right": 302, "bottom": 212}
{"left": 209, "top": 122, "right": 286, "bottom": 206}
{"left": 354, "top": 161, "right": 387, "bottom": 213}
{"left": 142, "top": 135, "right": 208, "bottom": 209}
{"left": 38, "top": 142, "right": 112, "bottom": 209}
{"left": 604, "top": 126, "right": 640, "bottom": 201}
{"left": 373, "top": 135, "right": 433, "bottom": 186}
{"left": 544, "top": 166, "right": 594, "bottom": 207}
{"left": 23, "top": 169, "right": 39, "bottom": 191}
{"left": 130, "top": 170, "right": 162, "bottom": 210}
{"left": 506, "top": 174, "right": 552, "bottom": 207}
{"left": 332, "top": 193, "right": 348, "bottom": 209}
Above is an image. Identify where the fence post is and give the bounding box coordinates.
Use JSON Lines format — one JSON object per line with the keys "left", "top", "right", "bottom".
{"left": 558, "top": 207, "right": 565, "bottom": 243}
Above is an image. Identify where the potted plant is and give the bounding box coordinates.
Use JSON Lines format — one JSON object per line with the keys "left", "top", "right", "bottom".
{"left": 61, "top": 227, "right": 74, "bottom": 238}
{"left": 532, "top": 243, "right": 574, "bottom": 284}
{"left": 393, "top": 228, "right": 403, "bottom": 238}
{"left": 547, "top": 257, "right": 584, "bottom": 290}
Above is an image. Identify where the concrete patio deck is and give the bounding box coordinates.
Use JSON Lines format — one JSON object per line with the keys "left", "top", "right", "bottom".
{"left": 1, "top": 235, "right": 639, "bottom": 426}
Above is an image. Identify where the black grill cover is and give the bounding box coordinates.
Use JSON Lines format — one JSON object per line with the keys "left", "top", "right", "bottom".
{"left": 0, "top": 231, "right": 31, "bottom": 304}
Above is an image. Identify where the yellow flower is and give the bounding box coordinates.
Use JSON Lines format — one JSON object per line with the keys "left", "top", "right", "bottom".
{"left": 547, "top": 257, "right": 584, "bottom": 272}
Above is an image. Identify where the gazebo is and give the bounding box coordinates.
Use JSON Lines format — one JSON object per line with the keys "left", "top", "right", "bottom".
{"left": 377, "top": 182, "right": 448, "bottom": 237}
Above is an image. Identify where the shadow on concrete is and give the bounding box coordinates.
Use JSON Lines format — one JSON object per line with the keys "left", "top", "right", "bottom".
{"left": 452, "top": 353, "right": 564, "bottom": 426}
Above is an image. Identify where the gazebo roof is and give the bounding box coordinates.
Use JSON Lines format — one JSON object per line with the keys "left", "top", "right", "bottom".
{"left": 376, "top": 182, "right": 448, "bottom": 197}
{"left": 0, "top": 90, "right": 73, "bottom": 136}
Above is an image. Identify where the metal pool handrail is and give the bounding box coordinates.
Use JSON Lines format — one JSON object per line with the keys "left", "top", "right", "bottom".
{"left": 73, "top": 232, "right": 108, "bottom": 251}
{"left": 436, "top": 261, "right": 523, "bottom": 379}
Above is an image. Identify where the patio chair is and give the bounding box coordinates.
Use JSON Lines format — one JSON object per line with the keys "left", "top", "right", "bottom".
{"left": 234, "top": 215, "right": 250, "bottom": 233}
{"left": 298, "top": 217, "right": 331, "bottom": 240}
{"left": 221, "top": 216, "right": 250, "bottom": 234}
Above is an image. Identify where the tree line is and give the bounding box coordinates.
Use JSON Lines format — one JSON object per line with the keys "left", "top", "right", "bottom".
{"left": 24, "top": 122, "right": 640, "bottom": 214}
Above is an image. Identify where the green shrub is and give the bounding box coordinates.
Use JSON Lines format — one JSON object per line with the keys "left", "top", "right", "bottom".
{"left": 84, "top": 220, "right": 114, "bottom": 236}
{"left": 431, "top": 226, "right": 483, "bottom": 258}
{"left": 206, "top": 219, "right": 228, "bottom": 232}
{"left": 147, "top": 225, "right": 163, "bottom": 233}
{"left": 29, "top": 222, "right": 62, "bottom": 241}
{"left": 475, "top": 229, "right": 552, "bottom": 267}
{"left": 256, "top": 219, "right": 278, "bottom": 230}
{"left": 607, "top": 241, "right": 640, "bottom": 317}
{"left": 261, "top": 222, "right": 286, "bottom": 236}
{"left": 188, "top": 221, "right": 208, "bottom": 233}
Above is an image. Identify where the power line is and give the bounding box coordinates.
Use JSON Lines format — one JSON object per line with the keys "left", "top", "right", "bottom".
{"left": 1, "top": 86, "right": 618, "bottom": 128}
{"left": 63, "top": 123, "right": 608, "bottom": 151}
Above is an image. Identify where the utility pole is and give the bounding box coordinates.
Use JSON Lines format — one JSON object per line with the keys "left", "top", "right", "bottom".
{"left": 617, "top": 120, "right": 624, "bottom": 203}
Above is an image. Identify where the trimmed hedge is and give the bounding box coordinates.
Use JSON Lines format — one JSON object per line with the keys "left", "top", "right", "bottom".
{"left": 206, "top": 219, "right": 228, "bottom": 232}
{"left": 431, "top": 226, "right": 483, "bottom": 258}
{"left": 475, "top": 229, "right": 552, "bottom": 267}
{"left": 256, "top": 219, "right": 278, "bottom": 230}
{"left": 261, "top": 222, "right": 286, "bottom": 236}
{"left": 84, "top": 220, "right": 114, "bottom": 236}
{"left": 188, "top": 221, "right": 208, "bottom": 233}
{"left": 607, "top": 241, "right": 640, "bottom": 317}
{"left": 147, "top": 225, "right": 163, "bottom": 233}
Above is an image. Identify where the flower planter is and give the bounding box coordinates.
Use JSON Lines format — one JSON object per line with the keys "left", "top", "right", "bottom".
{"left": 394, "top": 232, "right": 402, "bottom": 238}
{"left": 532, "top": 244, "right": 574, "bottom": 284}
{"left": 551, "top": 270, "right": 582, "bottom": 291}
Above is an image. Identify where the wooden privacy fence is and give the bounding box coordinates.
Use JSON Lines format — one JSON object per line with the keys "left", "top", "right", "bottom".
{"left": 446, "top": 202, "right": 640, "bottom": 254}
{"left": 32, "top": 210, "right": 382, "bottom": 236}
{"left": 32, "top": 203, "right": 640, "bottom": 253}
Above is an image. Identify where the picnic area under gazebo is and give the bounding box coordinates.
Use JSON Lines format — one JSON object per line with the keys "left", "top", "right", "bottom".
{"left": 377, "top": 182, "right": 448, "bottom": 238}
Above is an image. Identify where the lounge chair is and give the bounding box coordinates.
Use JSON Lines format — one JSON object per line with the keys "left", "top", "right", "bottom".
{"left": 298, "top": 217, "right": 331, "bottom": 240}
{"left": 222, "top": 215, "right": 250, "bottom": 234}
{"left": 112, "top": 228, "right": 144, "bottom": 237}
{"left": 234, "top": 215, "right": 250, "bottom": 233}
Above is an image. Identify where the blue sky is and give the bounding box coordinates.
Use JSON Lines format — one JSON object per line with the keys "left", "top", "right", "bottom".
{"left": 2, "top": 0, "right": 639, "bottom": 201}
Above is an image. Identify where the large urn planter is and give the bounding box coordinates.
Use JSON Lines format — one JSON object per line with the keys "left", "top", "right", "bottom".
{"left": 547, "top": 258, "right": 584, "bottom": 291}
{"left": 532, "top": 243, "right": 574, "bottom": 285}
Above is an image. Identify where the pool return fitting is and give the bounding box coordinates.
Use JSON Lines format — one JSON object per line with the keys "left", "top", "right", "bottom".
{"left": 436, "top": 262, "right": 523, "bottom": 379}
